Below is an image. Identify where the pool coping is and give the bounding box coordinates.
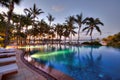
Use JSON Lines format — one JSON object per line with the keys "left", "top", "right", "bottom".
{"left": 20, "top": 50, "right": 74, "bottom": 80}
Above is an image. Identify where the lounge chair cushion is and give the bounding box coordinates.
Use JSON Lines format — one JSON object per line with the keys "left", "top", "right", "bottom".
{"left": 0, "top": 63, "right": 18, "bottom": 75}
{"left": 0, "top": 48, "right": 16, "bottom": 53}
{"left": 0, "top": 57, "right": 16, "bottom": 65}
{"left": 0, "top": 52, "right": 16, "bottom": 58}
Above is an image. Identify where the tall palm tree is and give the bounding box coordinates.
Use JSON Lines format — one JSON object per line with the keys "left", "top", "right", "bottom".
{"left": 38, "top": 19, "right": 48, "bottom": 40}
{"left": 12, "top": 14, "right": 27, "bottom": 45}
{"left": 0, "top": 13, "right": 6, "bottom": 39}
{"left": 0, "top": 0, "right": 22, "bottom": 47}
{"left": 30, "top": 24, "right": 39, "bottom": 44}
{"left": 65, "top": 16, "right": 77, "bottom": 44}
{"left": 24, "top": 3, "right": 44, "bottom": 44}
{"left": 47, "top": 14, "right": 55, "bottom": 44}
{"left": 47, "top": 14, "right": 55, "bottom": 27}
{"left": 11, "top": 13, "right": 21, "bottom": 44}
{"left": 74, "top": 13, "right": 86, "bottom": 44}
{"left": 55, "top": 24, "right": 64, "bottom": 43}
{"left": 82, "top": 17, "right": 104, "bottom": 42}
{"left": 24, "top": 3, "right": 44, "bottom": 21}
{"left": 63, "top": 24, "right": 70, "bottom": 43}
{"left": 23, "top": 11, "right": 33, "bottom": 44}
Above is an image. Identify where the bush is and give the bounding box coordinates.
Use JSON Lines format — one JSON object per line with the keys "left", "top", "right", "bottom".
{"left": 81, "top": 42, "right": 90, "bottom": 45}
{"left": 82, "top": 41, "right": 102, "bottom": 46}
{"left": 104, "top": 32, "right": 120, "bottom": 48}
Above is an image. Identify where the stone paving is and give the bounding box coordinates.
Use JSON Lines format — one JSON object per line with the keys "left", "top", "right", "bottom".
{"left": 2, "top": 50, "right": 47, "bottom": 80}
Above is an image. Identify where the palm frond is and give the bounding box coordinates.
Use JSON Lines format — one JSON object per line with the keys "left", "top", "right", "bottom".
{"left": 86, "top": 28, "right": 90, "bottom": 35}
{"left": 90, "top": 29, "right": 93, "bottom": 36}
{"left": 95, "top": 26, "right": 102, "bottom": 35}
{"left": 24, "top": 8, "right": 32, "bottom": 14}
{"left": 72, "top": 30, "right": 77, "bottom": 36}
{"left": 82, "top": 27, "right": 89, "bottom": 31}
{"left": 0, "top": 0, "right": 9, "bottom": 7}
{"left": 97, "top": 21, "right": 104, "bottom": 26}
{"left": 14, "top": 0, "right": 22, "bottom": 5}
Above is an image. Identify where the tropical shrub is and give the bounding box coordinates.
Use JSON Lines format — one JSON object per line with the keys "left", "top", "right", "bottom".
{"left": 82, "top": 41, "right": 102, "bottom": 46}
{"left": 102, "top": 32, "right": 120, "bottom": 47}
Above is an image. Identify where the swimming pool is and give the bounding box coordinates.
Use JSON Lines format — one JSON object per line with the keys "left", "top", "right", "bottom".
{"left": 24, "top": 45, "right": 120, "bottom": 80}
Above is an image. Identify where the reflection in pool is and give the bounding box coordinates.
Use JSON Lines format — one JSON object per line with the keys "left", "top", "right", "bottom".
{"left": 23, "top": 45, "right": 120, "bottom": 80}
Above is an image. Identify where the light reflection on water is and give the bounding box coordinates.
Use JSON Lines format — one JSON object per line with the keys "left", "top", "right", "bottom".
{"left": 22, "top": 44, "right": 120, "bottom": 80}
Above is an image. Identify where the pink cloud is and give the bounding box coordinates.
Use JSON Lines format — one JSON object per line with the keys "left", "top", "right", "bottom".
{"left": 51, "top": 5, "right": 64, "bottom": 12}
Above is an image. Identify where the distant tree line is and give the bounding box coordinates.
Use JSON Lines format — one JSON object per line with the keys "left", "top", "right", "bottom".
{"left": 102, "top": 32, "right": 120, "bottom": 47}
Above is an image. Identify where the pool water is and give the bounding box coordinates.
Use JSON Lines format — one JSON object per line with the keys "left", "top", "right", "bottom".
{"left": 26, "top": 45, "right": 120, "bottom": 80}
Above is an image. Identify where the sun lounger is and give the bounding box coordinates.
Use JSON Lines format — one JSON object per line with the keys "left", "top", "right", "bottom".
{"left": 7, "top": 48, "right": 16, "bottom": 52}
{"left": 0, "top": 52, "right": 16, "bottom": 58}
{"left": 0, "top": 48, "right": 6, "bottom": 53}
{"left": 0, "top": 63, "right": 18, "bottom": 79}
{"left": 0, "top": 56, "right": 16, "bottom": 66}
{"left": 0, "top": 48, "right": 16, "bottom": 53}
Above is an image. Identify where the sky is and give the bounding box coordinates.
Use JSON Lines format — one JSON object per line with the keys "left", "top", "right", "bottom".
{"left": 0, "top": 0, "right": 120, "bottom": 39}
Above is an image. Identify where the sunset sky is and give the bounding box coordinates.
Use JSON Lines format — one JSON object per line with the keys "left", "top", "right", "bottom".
{"left": 0, "top": 0, "right": 120, "bottom": 39}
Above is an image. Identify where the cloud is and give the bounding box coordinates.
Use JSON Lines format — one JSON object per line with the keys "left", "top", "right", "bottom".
{"left": 51, "top": 5, "right": 64, "bottom": 12}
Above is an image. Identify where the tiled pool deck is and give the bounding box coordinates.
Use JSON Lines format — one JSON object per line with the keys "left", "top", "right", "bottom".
{"left": 2, "top": 50, "right": 46, "bottom": 80}
{"left": 1, "top": 50, "right": 73, "bottom": 80}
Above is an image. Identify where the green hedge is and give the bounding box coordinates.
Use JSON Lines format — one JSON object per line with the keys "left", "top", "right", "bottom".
{"left": 82, "top": 41, "right": 102, "bottom": 46}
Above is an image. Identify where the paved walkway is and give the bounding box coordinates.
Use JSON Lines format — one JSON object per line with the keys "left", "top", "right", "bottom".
{"left": 2, "top": 50, "right": 47, "bottom": 80}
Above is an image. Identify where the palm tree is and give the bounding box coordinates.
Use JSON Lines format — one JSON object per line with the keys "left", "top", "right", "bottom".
{"left": 55, "top": 24, "right": 64, "bottom": 43}
{"left": 24, "top": 3, "right": 44, "bottom": 44}
{"left": 74, "top": 13, "right": 86, "bottom": 44}
{"left": 30, "top": 23, "right": 39, "bottom": 44}
{"left": 63, "top": 24, "right": 70, "bottom": 43}
{"left": 23, "top": 11, "right": 33, "bottom": 44}
{"left": 0, "top": 0, "right": 22, "bottom": 47}
{"left": 0, "top": 13, "right": 6, "bottom": 41}
{"left": 37, "top": 19, "right": 47, "bottom": 43}
{"left": 47, "top": 14, "right": 55, "bottom": 44}
{"left": 11, "top": 13, "right": 21, "bottom": 44}
{"left": 24, "top": 3, "right": 44, "bottom": 21}
{"left": 12, "top": 14, "right": 27, "bottom": 45}
{"left": 65, "top": 16, "right": 77, "bottom": 44}
{"left": 47, "top": 14, "right": 55, "bottom": 27}
{"left": 82, "top": 17, "right": 104, "bottom": 42}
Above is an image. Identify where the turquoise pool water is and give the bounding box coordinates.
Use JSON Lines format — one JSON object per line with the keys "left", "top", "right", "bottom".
{"left": 26, "top": 45, "right": 120, "bottom": 80}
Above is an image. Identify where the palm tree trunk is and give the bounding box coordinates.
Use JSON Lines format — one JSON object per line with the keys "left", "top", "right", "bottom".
{"left": 70, "top": 33, "right": 72, "bottom": 44}
{"left": 4, "top": 13, "right": 11, "bottom": 47}
{"left": 69, "top": 36, "right": 71, "bottom": 44}
{"left": 16, "top": 36, "right": 18, "bottom": 45}
{"left": 91, "top": 35, "right": 93, "bottom": 43}
{"left": 4, "top": 2, "right": 14, "bottom": 47}
{"left": 57, "top": 34, "right": 58, "bottom": 43}
{"left": 25, "top": 26, "right": 28, "bottom": 45}
{"left": 77, "top": 26, "right": 81, "bottom": 44}
{"left": 34, "top": 36, "right": 35, "bottom": 45}
{"left": 29, "top": 35, "right": 30, "bottom": 45}
{"left": 4, "top": 24, "right": 9, "bottom": 47}
{"left": 59, "top": 36, "right": 61, "bottom": 44}
{"left": 64, "top": 37, "right": 66, "bottom": 44}
{"left": 90, "top": 29, "right": 93, "bottom": 43}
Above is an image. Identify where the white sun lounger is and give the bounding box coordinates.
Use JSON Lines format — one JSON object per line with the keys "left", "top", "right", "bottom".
{"left": 0, "top": 48, "right": 16, "bottom": 53}
{"left": 0, "top": 57, "right": 16, "bottom": 66}
{"left": 0, "top": 52, "right": 16, "bottom": 58}
{"left": 0, "top": 63, "right": 18, "bottom": 79}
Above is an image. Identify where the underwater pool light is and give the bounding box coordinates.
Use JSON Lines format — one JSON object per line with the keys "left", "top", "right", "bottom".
{"left": 31, "top": 49, "right": 73, "bottom": 58}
